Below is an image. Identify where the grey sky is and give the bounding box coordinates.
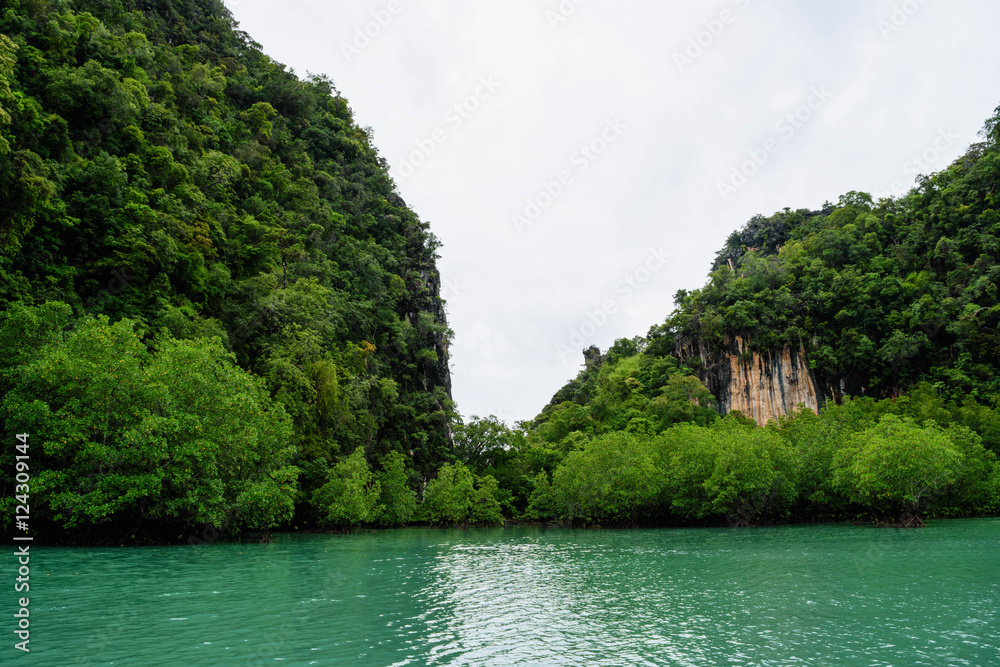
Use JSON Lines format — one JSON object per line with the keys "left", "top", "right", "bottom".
{"left": 224, "top": 0, "right": 1000, "bottom": 424}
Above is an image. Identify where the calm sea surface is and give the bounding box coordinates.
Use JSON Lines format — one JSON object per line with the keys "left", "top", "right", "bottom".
{"left": 13, "top": 519, "right": 1000, "bottom": 666}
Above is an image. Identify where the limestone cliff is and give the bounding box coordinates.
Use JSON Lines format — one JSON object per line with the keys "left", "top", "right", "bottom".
{"left": 425, "top": 272, "right": 454, "bottom": 401}
{"left": 678, "top": 336, "right": 823, "bottom": 425}
{"left": 404, "top": 270, "right": 453, "bottom": 400}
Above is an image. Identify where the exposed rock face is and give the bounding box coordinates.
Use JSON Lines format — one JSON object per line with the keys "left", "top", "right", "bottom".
{"left": 408, "top": 269, "right": 453, "bottom": 400}
{"left": 678, "top": 336, "right": 823, "bottom": 425}
{"left": 428, "top": 295, "right": 453, "bottom": 400}
{"left": 404, "top": 269, "right": 453, "bottom": 450}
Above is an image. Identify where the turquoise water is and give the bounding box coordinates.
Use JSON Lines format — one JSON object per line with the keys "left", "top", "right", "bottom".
{"left": 11, "top": 519, "right": 1000, "bottom": 666}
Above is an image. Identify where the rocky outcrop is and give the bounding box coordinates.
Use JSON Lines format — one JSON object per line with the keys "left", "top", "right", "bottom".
{"left": 403, "top": 269, "right": 454, "bottom": 450}
{"left": 678, "top": 336, "right": 822, "bottom": 425}
{"left": 406, "top": 269, "right": 453, "bottom": 400}
{"left": 428, "top": 295, "right": 453, "bottom": 400}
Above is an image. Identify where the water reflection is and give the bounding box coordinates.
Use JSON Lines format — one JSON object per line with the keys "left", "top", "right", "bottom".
{"left": 404, "top": 523, "right": 1000, "bottom": 666}
{"left": 22, "top": 521, "right": 1000, "bottom": 666}
{"left": 415, "top": 536, "right": 649, "bottom": 665}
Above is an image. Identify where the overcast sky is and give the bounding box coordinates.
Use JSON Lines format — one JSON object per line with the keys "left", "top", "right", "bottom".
{"left": 224, "top": 0, "right": 1000, "bottom": 425}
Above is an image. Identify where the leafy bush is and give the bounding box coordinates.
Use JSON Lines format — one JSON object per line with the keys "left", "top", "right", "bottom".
{"left": 421, "top": 462, "right": 502, "bottom": 525}
{"left": 0, "top": 305, "right": 297, "bottom": 540}
{"left": 469, "top": 474, "right": 503, "bottom": 525}
{"left": 551, "top": 431, "right": 665, "bottom": 523}
{"left": 376, "top": 450, "right": 418, "bottom": 526}
{"left": 312, "top": 447, "right": 381, "bottom": 527}
{"left": 702, "top": 424, "right": 798, "bottom": 525}
{"left": 833, "top": 415, "right": 963, "bottom": 519}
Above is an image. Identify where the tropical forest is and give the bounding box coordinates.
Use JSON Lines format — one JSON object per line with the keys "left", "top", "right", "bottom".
{"left": 2, "top": 0, "right": 999, "bottom": 547}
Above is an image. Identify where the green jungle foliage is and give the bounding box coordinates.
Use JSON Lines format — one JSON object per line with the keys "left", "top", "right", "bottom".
{"left": 670, "top": 107, "right": 1000, "bottom": 401}
{"left": 420, "top": 461, "right": 503, "bottom": 526}
{"left": 2, "top": 0, "right": 999, "bottom": 538}
{"left": 1, "top": 301, "right": 298, "bottom": 541}
{"left": 486, "top": 100, "right": 1000, "bottom": 527}
{"left": 492, "top": 392, "right": 999, "bottom": 527}
{"left": 0, "top": 0, "right": 457, "bottom": 542}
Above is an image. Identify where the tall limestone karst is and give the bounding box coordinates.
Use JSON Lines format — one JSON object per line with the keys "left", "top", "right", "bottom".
{"left": 669, "top": 122, "right": 1000, "bottom": 422}
{"left": 0, "top": 0, "right": 454, "bottom": 527}
{"left": 535, "top": 105, "right": 999, "bottom": 429}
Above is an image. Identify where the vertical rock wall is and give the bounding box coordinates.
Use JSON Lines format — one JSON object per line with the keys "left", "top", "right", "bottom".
{"left": 678, "top": 336, "right": 823, "bottom": 425}
{"left": 407, "top": 268, "right": 453, "bottom": 400}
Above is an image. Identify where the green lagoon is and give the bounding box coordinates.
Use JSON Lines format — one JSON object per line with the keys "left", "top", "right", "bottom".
{"left": 20, "top": 520, "right": 1000, "bottom": 666}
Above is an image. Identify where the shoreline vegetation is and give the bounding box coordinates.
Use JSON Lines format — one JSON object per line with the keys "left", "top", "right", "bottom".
{"left": 2, "top": 1, "right": 999, "bottom": 545}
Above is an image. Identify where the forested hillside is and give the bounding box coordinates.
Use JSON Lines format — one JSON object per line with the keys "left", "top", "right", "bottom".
{"left": 3, "top": 0, "right": 998, "bottom": 539}
{"left": 469, "top": 103, "right": 1000, "bottom": 527}
{"left": 0, "top": 0, "right": 455, "bottom": 542}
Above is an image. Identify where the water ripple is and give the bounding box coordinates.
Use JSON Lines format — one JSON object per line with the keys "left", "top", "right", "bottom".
{"left": 22, "top": 521, "right": 1000, "bottom": 666}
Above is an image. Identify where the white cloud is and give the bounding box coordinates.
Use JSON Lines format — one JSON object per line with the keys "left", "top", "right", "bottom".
{"left": 225, "top": 0, "right": 1000, "bottom": 423}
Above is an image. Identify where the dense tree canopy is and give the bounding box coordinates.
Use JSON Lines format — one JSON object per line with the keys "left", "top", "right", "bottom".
{"left": 502, "top": 100, "right": 1000, "bottom": 528}
{"left": 669, "top": 107, "right": 1000, "bottom": 401}
{"left": 2, "top": 0, "right": 998, "bottom": 538}
{"left": 0, "top": 0, "right": 455, "bottom": 541}
{"left": 0, "top": 301, "right": 298, "bottom": 540}
{"left": 513, "top": 394, "right": 999, "bottom": 527}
